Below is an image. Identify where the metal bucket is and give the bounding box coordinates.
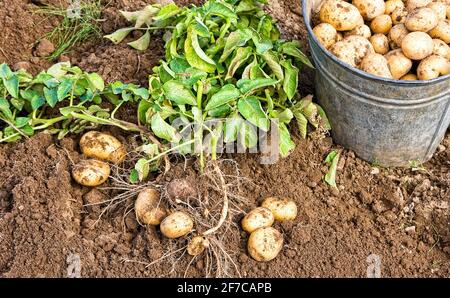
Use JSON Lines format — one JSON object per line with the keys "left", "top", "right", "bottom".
{"left": 302, "top": 0, "right": 450, "bottom": 167}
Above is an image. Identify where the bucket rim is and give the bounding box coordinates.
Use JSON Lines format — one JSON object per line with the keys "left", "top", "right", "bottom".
{"left": 301, "top": 0, "right": 450, "bottom": 86}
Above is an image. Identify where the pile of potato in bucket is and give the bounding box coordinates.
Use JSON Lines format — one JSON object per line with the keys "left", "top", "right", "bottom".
{"left": 313, "top": 0, "right": 450, "bottom": 80}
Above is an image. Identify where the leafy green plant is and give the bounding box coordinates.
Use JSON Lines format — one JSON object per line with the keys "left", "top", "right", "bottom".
{"left": 324, "top": 150, "right": 340, "bottom": 188}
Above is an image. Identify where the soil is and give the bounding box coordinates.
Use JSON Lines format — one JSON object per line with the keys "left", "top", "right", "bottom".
{"left": 0, "top": 0, "right": 449, "bottom": 277}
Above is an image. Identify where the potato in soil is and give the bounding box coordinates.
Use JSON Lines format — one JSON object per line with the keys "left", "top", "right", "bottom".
{"left": 79, "top": 131, "right": 126, "bottom": 164}
{"left": 160, "top": 211, "right": 193, "bottom": 238}
{"left": 247, "top": 227, "right": 283, "bottom": 262}
{"left": 135, "top": 188, "right": 167, "bottom": 225}
{"left": 261, "top": 197, "right": 298, "bottom": 221}
{"left": 187, "top": 236, "right": 210, "bottom": 256}
{"left": 72, "top": 159, "right": 110, "bottom": 187}
{"left": 241, "top": 207, "right": 275, "bottom": 233}
{"left": 166, "top": 179, "right": 197, "bottom": 201}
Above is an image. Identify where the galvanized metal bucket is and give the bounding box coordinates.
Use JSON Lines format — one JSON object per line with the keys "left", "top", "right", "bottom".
{"left": 302, "top": 0, "right": 450, "bottom": 167}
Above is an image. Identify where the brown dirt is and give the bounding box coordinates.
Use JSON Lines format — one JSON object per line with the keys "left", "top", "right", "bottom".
{"left": 0, "top": 0, "right": 449, "bottom": 277}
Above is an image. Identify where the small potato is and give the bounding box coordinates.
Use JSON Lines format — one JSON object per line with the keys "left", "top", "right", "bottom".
{"left": 241, "top": 207, "right": 275, "bottom": 233}
{"left": 72, "top": 159, "right": 110, "bottom": 187}
{"left": 405, "top": 8, "right": 439, "bottom": 32}
{"left": 187, "top": 235, "right": 209, "bottom": 256}
{"left": 400, "top": 73, "right": 419, "bottom": 80}
{"left": 166, "top": 178, "right": 197, "bottom": 201}
{"left": 80, "top": 131, "right": 126, "bottom": 164}
{"left": 135, "top": 188, "right": 167, "bottom": 225}
{"left": 313, "top": 23, "right": 339, "bottom": 49}
{"left": 385, "top": 49, "right": 413, "bottom": 79}
{"left": 417, "top": 54, "right": 450, "bottom": 80}
{"left": 344, "top": 24, "right": 372, "bottom": 39}
{"left": 371, "top": 14, "right": 393, "bottom": 34}
{"left": 428, "top": 20, "right": 450, "bottom": 44}
{"left": 391, "top": 7, "right": 409, "bottom": 25}
{"left": 247, "top": 227, "right": 283, "bottom": 262}
{"left": 261, "top": 197, "right": 297, "bottom": 221}
{"left": 330, "top": 35, "right": 375, "bottom": 67}
{"left": 406, "top": 0, "right": 433, "bottom": 11}
{"left": 370, "top": 34, "right": 390, "bottom": 54}
{"left": 353, "top": 0, "right": 386, "bottom": 21}
{"left": 385, "top": 0, "right": 405, "bottom": 15}
{"left": 432, "top": 39, "right": 450, "bottom": 60}
{"left": 401, "top": 31, "right": 434, "bottom": 60}
{"left": 388, "top": 24, "right": 410, "bottom": 49}
{"left": 320, "top": 0, "right": 364, "bottom": 31}
{"left": 426, "top": 2, "right": 447, "bottom": 21}
{"left": 160, "top": 211, "right": 193, "bottom": 239}
{"left": 360, "top": 53, "right": 393, "bottom": 79}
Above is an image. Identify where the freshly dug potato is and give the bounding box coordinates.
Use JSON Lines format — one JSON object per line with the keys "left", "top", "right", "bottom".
{"left": 360, "top": 53, "right": 393, "bottom": 79}
{"left": 330, "top": 35, "right": 375, "bottom": 67}
{"left": 247, "top": 227, "right": 283, "bottom": 262}
{"left": 187, "top": 235, "right": 210, "bottom": 256}
{"left": 166, "top": 178, "right": 197, "bottom": 201}
{"left": 406, "top": 0, "right": 432, "bottom": 11}
{"left": 427, "top": 2, "right": 447, "bottom": 21}
{"left": 391, "top": 7, "right": 409, "bottom": 25}
{"left": 135, "top": 188, "right": 167, "bottom": 225}
{"left": 417, "top": 54, "right": 450, "bottom": 80}
{"left": 79, "top": 131, "right": 126, "bottom": 164}
{"left": 353, "top": 0, "right": 386, "bottom": 21}
{"left": 405, "top": 8, "right": 439, "bottom": 32}
{"left": 428, "top": 20, "right": 450, "bottom": 44}
{"left": 72, "top": 159, "right": 110, "bottom": 187}
{"left": 401, "top": 31, "right": 434, "bottom": 60}
{"left": 370, "top": 34, "right": 390, "bottom": 54}
{"left": 344, "top": 24, "right": 372, "bottom": 39}
{"left": 319, "top": 0, "right": 364, "bottom": 31}
{"left": 371, "top": 14, "right": 393, "bottom": 34}
{"left": 160, "top": 211, "right": 193, "bottom": 238}
{"left": 432, "top": 39, "right": 450, "bottom": 60}
{"left": 313, "top": 23, "right": 339, "bottom": 49}
{"left": 401, "top": 73, "right": 419, "bottom": 80}
{"left": 385, "top": 49, "right": 413, "bottom": 79}
{"left": 261, "top": 197, "right": 297, "bottom": 221}
{"left": 385, "top": 0, "right": 405, "bottom": 15}
{"left": 241, "top": 207, "right": 275, "bottom": 233}
{"left": 388, "top": 24, "right": 410, "bottom": 49}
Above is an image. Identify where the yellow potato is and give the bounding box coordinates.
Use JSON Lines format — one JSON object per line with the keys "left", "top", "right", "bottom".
{"left": 406, "top": 0, "right": 433, "bottom": 11}
{"left": 344, "top": 24, "right": 372, "bottom": 39}
{"left": 79, "top": 131, "right": 126, "bottom": 164}
{"left": 353, "top": 0, "right": 386, "bottom": 21}
{"left": 388, "top": 24, "right": 410, "bottom": 49}
{"left": 241, "top": 207, "right": 275, "bottom": 233}
{"left": 405, "top": 8, "right": 439, "bottom": 32}
{"left": 72, "top": 159, "right": 110, "bottom": 187}
{"left": 371, "top": 14, "right": 393, "bottom": 34}
{"left": 160, "top": 211, "right": 193, "bottom": 239}
{"left": 261, "top": 197, "right": 298, "bottom": 221}
{"left": 426, "top": 2, "right": 447, "bottom": 21}
{"left": 247, "top": 227, "right": 283, "bottom": 262}
{"left": 385, "top": 0, "right": 405, "bottom": 15}
{"left": 432, "top": 39, "right": 450, "bottom": 60}
{"left": 385, "top": 49, "right": 413, "bottom": 79}
{"left": 135, "top": 188, "right": 167, "bottom": 225}
{"left": 401, "top": 31, "right": 434, "bottom": 60}
{"left": 187, "top": 235, "right": 210, "bottom": 256}
{"left": 428, "top": 20, "right": 450, "bottom": 44}
{"left": 370, "top": 34, "right": 390, "bottom": 54}
{"left": 391, "top": 7, "right": 409, "bottom": 25}
{"left": 313, "top": 23, "right": 339, "bottom": 49}
{"left": 330, "top": 35, "right": 375, "bottom": 67}
{"left": 417, "top": 54, "right": 450, "bottom": 80}
{"left": 319, "top": 0, "right": 364, "bottom": 31}
{"left": 360, "top": 53, "right": 393, "bottom": 79}
{"left": 400, "top": 73, "right": 419, "bottom": 80}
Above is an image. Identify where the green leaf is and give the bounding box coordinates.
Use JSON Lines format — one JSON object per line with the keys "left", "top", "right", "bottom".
{"left": 22, "top": 125, "right": 34, "bottom": 136}
{"left": 226, "top": 47, "right": 252, "bottom": 80}
{"left": 274, "top": 108, "right": 294, "bottom": 124}
{"left": 14, "top": 117, "right": 29, "bottom": 128}
{"left": 242, "top": 56, "right": 258, "bottom": 79}
{"left": 207, "top": 2, "right": 238, "bottom": 21}
{"left": 280, "top": 60, "right": 299, "bottom": 100}
{"left": 207, "top": 104, "right": 232, "bottom": 117}
{"left": 317, "top": 104, "right": 331, "bottom": 131}
{"left": 294, "top": 112, "right": 308, "bottom": 139}
{"left": 86, "top": 73, "right": 105, "bottom": 92}
{"left": 170, "top": 58, "right": 191, "bottom": 73}
{"left": 163, "top": 80, "right": 197, "bottom": 106}
{"left": 10, "top": 98, "right": 24, "bottom": 111}
{"left": 129, "top": 169, "right": 139, "bottom": 184}
{"left": 57, "top": 78, "right": 73, "bottom": 101}
{"left": 224, "top": 112, "right": 243, "bottom": 143}
{"left": 237, "top": 78, "right": 278, "bottom": 94}
{"left": 179, "top": 67, "right": 207, "bottom": 87}
{"left": 278, "top": 123, "right": 295, "bottom": 157}
{"left": 150, "top": 113, "right": 180, "bottom": 142}
{"left": 239, "top": 121, "right": 258, "bottom": 149}
{"left": 324, "top": 150, "right": 340, "bottom": 188}
{"left": 303, "top": 102, "right": 319, "bottom": 128}
{"left": 46, "top": 62, "right": 70, "bottom": 79}
{"left": 0, "top": 64, "right": 19, "bottom": 98}
{"left": 138, "top": 100, "right": 152, "bottom": 125}
{"left": 31, "top": 95, "right": 45, "bottom": 110}
{"left": 104, "top": 28, "right": 134, "bottom": 44}
{"left": 205, "top": 84, "right": 241, "bottom": 111}
{"left": 135, "top": 5, "right": 160, "bottom": 28}
{"left": 193, "top": 16, "right": 210, "bottom": 38}
{"left": 236, "top": 0, "right": 257, "bottom": 13}
{"left": 131, "top": 87, "right": 150, "bottom": 100}
{"left": 127, "top": 30, "right": 151, "bottom": 51}
{"left": 185, "top": 27, "right": 216, "bottom": 73}
{"left": 59, "top": 106, "right": 85, "bottom": 116}
{"left": 251, "top": 32, "right": 273, "bottom": 55}
{"left": 219, "top": 29, "right": 252, "bottom": 62}
{"left": 153, "top": 3, "right": 180, "bottom": 21}
{"left": 237, "top": 96, "right": 269, "bottom": 131}
{"left": 135, "top": 158, "right": 150, "bottom": 182}
{"left": 0, "top": 98, "right": 13, "bottom": 120}
{"left": 280, "top": 41, "right": 314, "bottom": 68}
{"left": 0, "top": 63, "right": 13, "bottom": 79}
{"left": 261, "top": 51, "right": 284, "bottom": 81}
{"left": 43, "top": 87, "right": 58, "bottom": 108}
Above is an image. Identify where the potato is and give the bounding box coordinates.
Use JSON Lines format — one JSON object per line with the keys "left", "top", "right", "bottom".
{"left": 344, "top": 24, "right": 372, "bottom": 39}
{"left": 166, "top": 178, "right": 197, "bottom": 201}
{"left": 352, "top": 0, "right": 386, "bottom": 20}
{"left": 427, "top": 2, "right": 447, "bottom": 21}
{"left": 187, "top": 235, "right": 210, "bottom": 256}
{"left": 370, "top": 34, "right": 390, "bottom": 54}
{"left": 401, "top": 31, "right": 434, "bottom": 60}
{"left": 330, "top": 35, "right": 375, "bottom": 67}
{"left": 360, "top": 53, "right": 393, "bottom": 79}
{"left": 391, "top": 7, "right": 409, "bottom": 25}
{"left": 313, "top": 23, "right": 339, "bottom": 49}
{"left": 371, "top": 14, "right": 393, "bottom": 34}
{"left": 388, "top": 24, "right": 410, "bottom": 49}
{"left": 247, "top": 227, "right": 283, "bottom": 262}
{"left": 400, "top": 73, "right": 419, "bottom": 80}
{"left": 428, "top": 20, "right": 450, "bottom": 44}
{"left": 241, "top": 207, "right": 275, "bottom": 233}
{"left": 261, "top": 197, "right": 297, "bottom": 221}
{"left": 432, "top": 39, "right": 450, "bottom": 60}
{"left": 319, "top": 0, "right": 364, "bottom": 31}
{"left": 417, "top": 54, "right": 450, "bottom": 80}
{"left": 385, "top": 49, "right": 413, "bottom": 79}
{"left": 405, "top": 8, "right": 439, "bottom": 32}
{"left": 72, "top": 159, "right": 110, "bottom": 187}
{"left": 135, "top": 188, "right": 167, "bottom": 225}
{"left": 160, "top": 211, "right": 193, "bottom": 238}
{"left": 385, "top": 0, "right": 405, "bottom": 15}
{"left": 79, "top": 131, "right": 126, "bottom": 164}
{"left": 406, "top": 0, "right": 432, "bottom": 11}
